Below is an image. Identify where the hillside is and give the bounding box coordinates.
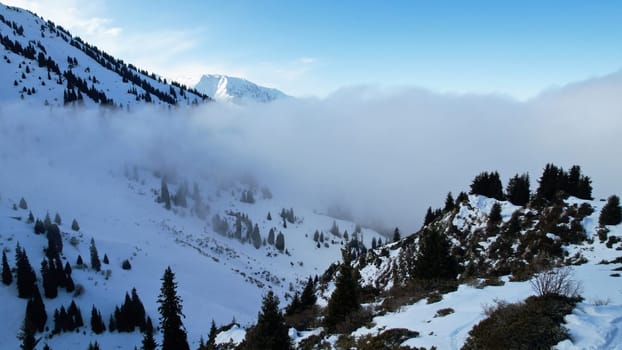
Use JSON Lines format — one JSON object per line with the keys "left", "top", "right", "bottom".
{"left": 0, "top": 3, "right": 209, "bottom": 107}
{"left": 195, "top": 74, "right": 288, "bottom": 104}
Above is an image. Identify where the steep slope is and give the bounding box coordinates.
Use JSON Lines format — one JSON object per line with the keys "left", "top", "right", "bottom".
{"left": 0, "top": 3, "right": 209, "bottom": 107}
{"left": 0, "top": 106, "right": 384, "bottom": 349}
{"left": 195, "top": 74, "right": 288, "bottom": 104}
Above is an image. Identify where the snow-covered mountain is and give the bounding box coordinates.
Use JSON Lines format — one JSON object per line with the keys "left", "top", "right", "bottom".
{"left": 0, "top": 3, "right": 209, "bottom": 107}
{"left": 195, "top": 74, "right": 288, "bottom": 104}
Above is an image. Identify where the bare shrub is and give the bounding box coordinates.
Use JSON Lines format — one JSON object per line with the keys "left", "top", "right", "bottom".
{"left": 530, "top": 267, "right": 582, "bottom": 298}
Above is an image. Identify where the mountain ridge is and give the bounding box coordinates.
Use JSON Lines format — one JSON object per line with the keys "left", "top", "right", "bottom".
{"left": 195, "top": 73, "right": 288, "bottom": 104}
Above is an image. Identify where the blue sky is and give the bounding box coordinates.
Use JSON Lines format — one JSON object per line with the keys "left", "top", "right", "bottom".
{"left": 6, "top": 0, "right": 622, "bottom": 97}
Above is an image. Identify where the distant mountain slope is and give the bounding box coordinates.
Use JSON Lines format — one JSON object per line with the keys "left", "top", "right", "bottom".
{"left": 0, "top": 3, "right": 209, "bottom": 107}
{"left": 195, "top": 74, "right": 288, "bottom": 104}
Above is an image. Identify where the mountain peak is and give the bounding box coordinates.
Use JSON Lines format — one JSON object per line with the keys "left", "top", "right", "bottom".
{"left": 195, "top": 74, "right": 288, "bottom": 104}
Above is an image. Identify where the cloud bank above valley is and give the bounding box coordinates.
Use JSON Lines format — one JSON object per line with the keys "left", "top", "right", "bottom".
{"left": 1, "top": 71, "right": 621, "bottom": 233}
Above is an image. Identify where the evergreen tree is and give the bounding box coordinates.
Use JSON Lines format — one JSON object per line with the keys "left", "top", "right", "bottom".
{"left": 2, "top": 250, "right": 12, "bottom": 285}
{"left": 41, "top": 259, "right": 58, "bottom": 299}
{"left": 103, "top": 254, "right": 109, "bottom": 265}
{"left": 489, "top": 203, "right": 503, "bottom": 224}
{"left": 244, "top": 291, "right": 291, "bottom": 350}
{"left": 393, "top": 227, "right": 401, "bottom": 242}
{"left": 413, "top": 228, "right": 458, "bottom": 280}
{"left": 44, "top": 212, "right": 52, "bottom": 229}
{"left": 600, "top": 195, "right": 622, "bottom": 226}
{"left": 54, "top": 213, "right": 62, "bottom": 226}
{"left": 444, "top": 192, "right": 455, "bottom": 211}
{"left": 329, "top": 220, "right": 340, "bottom": 237}
{"left": 251, "top": 224, "right": 262, "bottom": 249}
{"left": 90, "top": 305, "right": 106, "bottom": 334}
{"left": 27, "top": 211, "right": 34, "bottom": 224}
{"left": 34, "top": 219, "right": 45, "bottom": 234}
{"left": 131, "top": 288, "right": 147, "bottom": 331}
{"left": 18, "top": 313, "right": 40, "bottom": 350}
{"left": 536, "top": 163, "right": 563, "bottom": 202}
{"left": 76, "top": 255, "right": 84, "bottom": 266}
{"left": 371, "top": 237, "right": 377, "bottom": 249}
{"left": 19, "top": 197, "right": 28, "bottom": 210}
{"left": 506, "top": 173, "right": 531, "bottom": 206}
{"left": 267, "top": 212, "right": 272, "bottom": 221}
{"left": 207, "top": 319, "right": 218, "bottom": 349}
{"left": 470, "top": 171, "right": 504, "bottom": 200}
{"left": 141, "top": 327, "right": 157, "bottom": 350}
{"left": 268, "top": 228, "right": 275, "bottom": 245}
{"left": 300, "top": 277, "right": 317, "bottom": 309}
{"left": 158, "top": 267, "right": 190, "bottom": 350}
{"left": 90, "top": 238, "right": 101, "bottom": 272}
{"left": 87, "top": 342, "right": 100, "bottom": 350}
{"left": 275, "top": 232, "right": 285, "bottom": 252}
{"left": 324, "top": 250, "right": 360, "bottom": 332}
{"left": 46, "top": 224, "right": 63, "bottom": 258}
{"left": 161, "top": 178, "right": 171, "bottom": 210}
{"left": 71, "top": 219, "right": 80, "bottom": 231}
{"left": 16, "top": 245, "right": 37, "bottom": 299}
{"left": 26, "top": 286, "right": 47, "bottom": 332}
{"left": 424, "top": 207, "right": 435, "bottom": 226}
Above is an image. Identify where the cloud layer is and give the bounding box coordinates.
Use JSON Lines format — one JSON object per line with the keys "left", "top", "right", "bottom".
{"left": 1, "top": 71, "right": 621, "bottom": 233}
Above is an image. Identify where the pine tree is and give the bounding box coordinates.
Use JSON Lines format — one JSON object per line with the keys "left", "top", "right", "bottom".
{"left": 16, "top": 245, "right": 37, "bottom": 299}
{"left": 18, "top": 313, "right": 40, "bottom": 350}
{"left": 489, "top": 203, "right": 502, "bottom": 224}
{"left": 371, "top": 237, "right": 377, "bottom": 249}
{"left": 506, "top": 173, "right": 531, "bottom": 206}
{"left": 102, "top": 254, "right": 109, "bottom": 264}
{"left": 267, "top": 212, "right": 272, "bottom": 221}
{"left": 251, "top": 224, "right": 262, "bottom": 249}
{"left": 324, "top": 250, "right": 360, "bottom": 332}
{"left": 87, "top": 341, "right": 100, "bottom": 350}
{"left": 71, "top": 219, "right": 80, "bottom": 231}
{"left": 161, "top": 178, "right": 171, "bottom": 210}
{"left": 34, "top": 219, "right": 45, "bottom": 234}
{"left": 329, "top": 220, "right": 340, "bottom": 237}
{"left": 158, "top": 267, "right": 190, "bottom": 350}
{"left": 19, "top": 197, "right": 28, "bottom": 210}
{"left": 470, "top": 171, "right": 504, "bottom": 200}
{"left": 44, "top": 212, "right": 52, "bottom": 229}
{"left": 423, "top": 207, "right": 435, "bottom": 226}
{"left": 300, "top": 277, "right": 317, "bottom": 309}
{"left": 600, "top": 195, "right": 622, "bottom": 226}
{"left": 131, "top": 288, "right": 147, "bottom": 331}
{"left": 244, "top": 291, "right": 291, "bottom": 350}
{"left": 90, "top": 238, "right": 101, "bottom": 272}
{"left": 393, "top": 227, "right": 401, "bottom": 242}
{"left": 27, "top": 286, "right": 47, "bottom": 332}
{"left": 2, "top": 250, "right": 12, "bottom": 285}
{"left": 54, "top": 213, "right": 61, "bottom": 226}
{"left": 444, "top": 192, "right": 455, "bottom": 211}
{"left": 141, "top": 327, "right": 157, "bottom": 350}
{"left": 207, "top": 319, "right": 218, "bottom": 349}
{"left": 27, "top": 211, "right": 34, "bottom": 224}
{"left": 275, "top": 232, "right": 285, "bottom": 252}
{"left": 76, "top": 255, "right": 84, "bottom": 266}
{"left": 268, "top": 228, "right": 275, "bottom": 245}
{"left": 536, "top": 163, "right": 562, "bottom": 202}
{"left": 41, "top": 259, "right": 58, "bottom": 299}
{"left": 413, "top": 228, "right": 458, "bottom": 280}
{"left": 90, "top": 305, "right": 106, "bottom": 334}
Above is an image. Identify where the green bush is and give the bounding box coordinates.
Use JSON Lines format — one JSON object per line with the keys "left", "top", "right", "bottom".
{"left": 462, "top": 295, "right": 579, "bottom": 350}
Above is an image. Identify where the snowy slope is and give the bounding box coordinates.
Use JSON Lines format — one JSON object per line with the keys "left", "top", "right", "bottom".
{"left": 0, "top": 3, "right": 209, "bottom": 107}
{"left": 329, "top": 195, "right": 622, "bottom": 349}
{"left": 195, "top": 74, "right": 288, "bottom": 104}
{"left": 0, "top": 105, "right": 384, "bottom": 349}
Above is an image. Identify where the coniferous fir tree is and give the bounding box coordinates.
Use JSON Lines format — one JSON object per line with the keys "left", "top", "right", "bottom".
{"left": 243, "top": 290, "right": 291, "bottom": 350}
{"left": 26, "top": 286, "right": 47, "bottom": 332}
{"left": 505, "top": 173, "right": 531, "bottom": 206}
{"left": 600, "top": 195, "right": 622, "bottom": 226}
{"left": 157, "top": 267, "right": 190, "bottom": 350}
{"left": 444, "top": 192, "right": 455, "bottom": 211}
{"left": 393, "top": 227, "right": 401, "bottom": 242}
{"left": 324, "top": 249, "right": 360, "bottom": 332}
{"left": 16, "top": 245, "right": 37, "bottom": 299}
{"left": 90, "top": 238, "right": 101, "bottom": 272}
{"left": 413, "top": 227, "right": 458, "bottom": 280}
{"left": 18, "top": 312, "right": 40, "bottom": 350}
{"left": 2, "top": 250, "right": 12, "bottom": 285}
{"left": 90, "top": 305, "right": 106, "bottom": 334}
